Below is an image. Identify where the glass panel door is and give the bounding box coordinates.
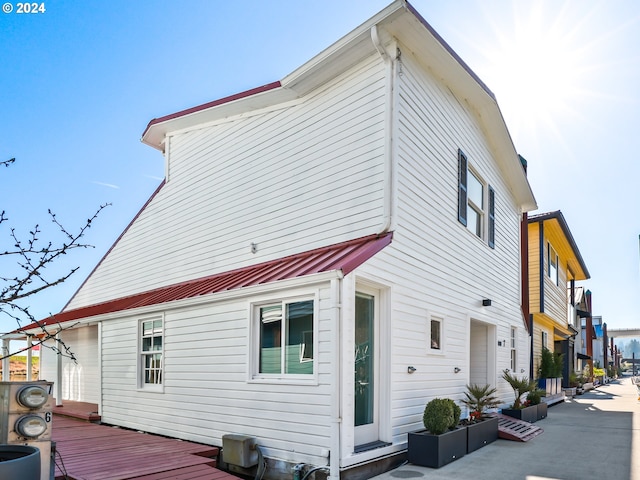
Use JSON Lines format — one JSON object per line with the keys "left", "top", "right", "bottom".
{"left": 355, "top": 291, "right": 377, "bottom": 445}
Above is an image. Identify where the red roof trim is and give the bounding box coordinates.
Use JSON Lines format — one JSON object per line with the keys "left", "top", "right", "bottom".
{"left": 24, "top": 232, "right": 393, "bottom": 331}
{"left": 141, "top": 81, "right": 282, "bottom": 139}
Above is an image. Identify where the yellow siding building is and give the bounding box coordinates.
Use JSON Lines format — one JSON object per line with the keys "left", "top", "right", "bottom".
{"left": 528, "top": 211, "right": 590, "bottom": 386}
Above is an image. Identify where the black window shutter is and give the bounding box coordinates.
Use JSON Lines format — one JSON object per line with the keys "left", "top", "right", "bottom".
{"left": 458, "top": 149, "right": 467, "bottom": 226}
{"left": 488, "top": 186, "right": 495, "bottom": 248}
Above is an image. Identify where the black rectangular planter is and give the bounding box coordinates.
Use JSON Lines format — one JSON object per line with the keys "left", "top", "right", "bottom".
{"left": 407, "top": 427, "right": 467, "bottom": 468}
{"left": 466, "top": 416, "right": 499, "bottom": 453}
{"left": 536, "top": 402, "right": 548, "bottom": 421}
{"left": 502, "top": 405, "right": 537, "bottom": 423}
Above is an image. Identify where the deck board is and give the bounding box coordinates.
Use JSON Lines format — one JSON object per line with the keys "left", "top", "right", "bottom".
{"left": 53, "top": 415, "right": 241, "bottom": 480}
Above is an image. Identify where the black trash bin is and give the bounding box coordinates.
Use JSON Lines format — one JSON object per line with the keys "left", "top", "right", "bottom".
{"left": 0, "top": 444, "right": 40, "bottom": 480}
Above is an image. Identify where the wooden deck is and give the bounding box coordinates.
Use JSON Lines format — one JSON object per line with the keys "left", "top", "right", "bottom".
{"left": 52, "top": 414, "right": 242, "bottom": 480}
{"left": 53, "top": 400, "right": 102, "bottom": 422}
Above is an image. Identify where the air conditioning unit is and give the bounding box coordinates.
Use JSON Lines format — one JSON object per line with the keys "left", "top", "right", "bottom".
{"left": 0, "top": 381, "right": 54, "bottom": 480}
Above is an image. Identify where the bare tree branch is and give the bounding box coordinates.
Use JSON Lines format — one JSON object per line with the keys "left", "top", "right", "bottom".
{"left": 0, "top": 157, "right": 108, "bottom": 361}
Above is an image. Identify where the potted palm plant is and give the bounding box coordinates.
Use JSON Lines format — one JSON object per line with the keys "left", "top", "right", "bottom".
{"left": 461, "top": 384, "right": 500, "bottom": 453}
{"left": 407, "top": 398, "right": 466, "bottom": 468}
{"left": 501, "top": 371, "right": 538, "bottom": 423}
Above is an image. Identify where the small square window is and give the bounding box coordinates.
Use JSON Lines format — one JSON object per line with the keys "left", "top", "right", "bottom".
{"left": 429, "top": 317, "right": 443, "bottom": 352}
{"left": 431, "top": 319, "right": 441, "bottom": 350}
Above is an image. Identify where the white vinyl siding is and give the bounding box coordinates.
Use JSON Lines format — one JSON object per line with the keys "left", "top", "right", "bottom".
{"left": 39, "top": 326, "right": 100, "bottom": 404}
{"left": 66, "top": 55, "right": 387, "bottom": 310}
{"left": 100, "top": 283, "right": 333, "bottom": 466}
{"left": 357, "top": 47, "right": 528, "bottom": 444}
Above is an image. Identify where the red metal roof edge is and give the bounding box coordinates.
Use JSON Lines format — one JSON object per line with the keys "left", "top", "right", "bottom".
{"left": 61, "top": 180, "right": 166, "bottom": 311}
{"left": 141, "top": 81, "right": 282, "bottom": 139}
{"left": 22, "top": 231, "right": 393, "bottom": 332}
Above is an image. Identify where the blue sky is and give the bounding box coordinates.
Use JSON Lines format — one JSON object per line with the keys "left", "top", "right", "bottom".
{"left": 1, "top": 0, "right": 639, "bottom": 334}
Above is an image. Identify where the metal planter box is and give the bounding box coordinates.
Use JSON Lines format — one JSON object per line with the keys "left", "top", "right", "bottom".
{"left": 466, "top": 416, "right": 499, "bottom": 453}
{"left": 407, "top": 427, "right": 466, "bottom": 468}
{"left": 502, "top": 405, "right": 538, "bottom": 423}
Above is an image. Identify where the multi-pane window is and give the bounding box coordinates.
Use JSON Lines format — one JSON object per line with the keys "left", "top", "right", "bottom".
{"left": 458, "top": 149, "right": 495, "bottom": 248}
{"left": 510, "top": 327, "right": 517, "bottom": 371}
{"left": 548, "top": 243, "right": 559, "bottom": 285}
{"left": 258, "top": 299, "right": 314, "bottom": 375}
{"left": 141, "top": 318, "right": 163, "bottom": 386}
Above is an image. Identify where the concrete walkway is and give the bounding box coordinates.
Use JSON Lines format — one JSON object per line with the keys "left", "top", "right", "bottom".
{"left": 371, "top": 376, "right": 640, "bottom": 480}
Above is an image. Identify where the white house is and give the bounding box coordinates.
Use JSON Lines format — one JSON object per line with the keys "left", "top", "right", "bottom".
{"left": 24, "top": 2, "right": 537, "bottom": 478}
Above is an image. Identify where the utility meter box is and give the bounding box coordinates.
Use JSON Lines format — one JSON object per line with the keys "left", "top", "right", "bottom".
{"left": 222, "top": 433, "right": 258, "bottom": 468}
{"left": 0, "top": 381, "right": 54, "bottom": 480}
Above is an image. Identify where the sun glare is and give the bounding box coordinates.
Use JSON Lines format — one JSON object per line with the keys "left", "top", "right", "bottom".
{"left": 474, "top": 1, "right": 598, "bottom": 146}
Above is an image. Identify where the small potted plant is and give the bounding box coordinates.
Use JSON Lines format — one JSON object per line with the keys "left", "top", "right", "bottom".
{"left": 461, "top": 384, "right": 500, "bottom": 453}
{"left": 501, "top": 370, "right": 538, "bottom": 423}
{"left": 526, "top": 386, "right": 547, "bottom": 421}
{"left": 407, "top": 397, "right": 466, "bottom": 468}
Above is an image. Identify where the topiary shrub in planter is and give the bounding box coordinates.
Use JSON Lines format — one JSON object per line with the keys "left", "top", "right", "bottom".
{"left": 501, "top": 371, "right": 538, "bottom": 423}
{"left": 461, "top": 384, "right": 500, "bottom": 453}
{"left": 407, "top": 398, "right": 466, "bottom": 468}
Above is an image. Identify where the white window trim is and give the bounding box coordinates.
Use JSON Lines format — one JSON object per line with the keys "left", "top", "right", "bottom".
{"left": 427, "top": 313, "right": 445, "bottom": 355}
{"left": 138, "top": 314, "right": 165, "bottom": 393}
{"left": 248, "top": 291, "right": 319, "bottom": 385}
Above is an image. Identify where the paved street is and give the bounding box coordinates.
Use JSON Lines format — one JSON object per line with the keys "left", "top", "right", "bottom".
{"left": 371, "top": 376, "right": 640, "bottom": 480}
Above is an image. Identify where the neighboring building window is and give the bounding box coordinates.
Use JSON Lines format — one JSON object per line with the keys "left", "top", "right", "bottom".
{"left": 457, "top": 149, "right": 495, "bottom": 246}
{"left": 541, "top": 331, "right": 548, "bottom": 350}
{"left": 510, "top": 327, "right": 517, "bottom": 371}
{"left": 258, "top": 299, "right": 314, "bottom": 376}
{"left": 140, "top": 317, "right": 163, "bottom": 387}
{"left": 548, "top": 243, "right": 558, "bottom": 285}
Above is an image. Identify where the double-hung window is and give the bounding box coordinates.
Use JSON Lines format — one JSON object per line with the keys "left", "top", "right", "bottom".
{"left": 140, "top": 317, "right": 163, "bottom": 389}
{"left": 256, "top": 298, "right": 315, "bottom": 377}
{"left": 458, "top": 149, "right": 495, "bottom": 248}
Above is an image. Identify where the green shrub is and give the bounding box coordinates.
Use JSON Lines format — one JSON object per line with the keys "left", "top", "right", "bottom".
{"left": 537, "top": 347, "right": 555, "bottom": 378}
{"left": 527, "top": 388, "right": 545, "bottom": 405}
{"left": 553, "top": 352, "right": 564, "bottom": 377}
{"left": 422, "top": 398, "right": 455, "bottom": 435}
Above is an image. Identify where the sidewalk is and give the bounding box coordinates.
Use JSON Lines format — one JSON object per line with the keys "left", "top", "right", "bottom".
{"left": 371, "top": 376, "right": 640, "bottom": 480}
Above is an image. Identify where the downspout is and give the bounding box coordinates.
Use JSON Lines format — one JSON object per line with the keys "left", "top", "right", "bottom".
{"left": 371, "top": 25, "right": 397, "bottom": 234}
{"left": 329, "top": 275, "right": 343, "bottom": 480}
{"left": 55, "top": 331, "right": 63, "bottom": 406}
{"left": 26, "top": 335, "right": 33, "bottom": 381}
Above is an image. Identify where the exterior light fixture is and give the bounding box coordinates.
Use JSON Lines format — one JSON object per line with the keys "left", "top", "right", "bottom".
{"left": 454, "top": 367, "right": 461, "bottom": 373}
{"left": 482, "top": 299, "right": 492, "bottom": 306}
